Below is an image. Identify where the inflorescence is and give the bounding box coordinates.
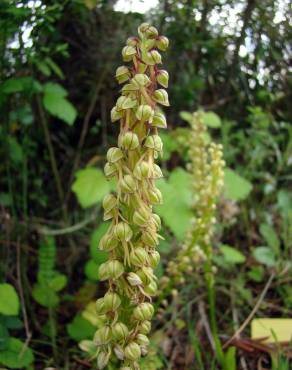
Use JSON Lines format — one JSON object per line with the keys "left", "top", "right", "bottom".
{"left": 82, "top": 23, "right": 169, "bottom": 370}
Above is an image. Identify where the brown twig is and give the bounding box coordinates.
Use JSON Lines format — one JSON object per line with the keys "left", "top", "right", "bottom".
{"left": 223, "top": 272, "right": 275, "bottom": 350}
{"left": 198, "top": 300, "right": 216, "bottom": 353}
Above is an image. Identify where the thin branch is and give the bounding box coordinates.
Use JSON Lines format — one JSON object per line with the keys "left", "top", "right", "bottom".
{"left": 223, "top": 272, "right": 275, "bottom": 350}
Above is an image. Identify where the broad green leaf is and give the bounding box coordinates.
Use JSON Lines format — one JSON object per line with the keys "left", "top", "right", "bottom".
{"left": 253, "top": 247, "right": 276, "bottom": 267}
{"left": 157, "top": 168, "right": 193, "bottom": 240}
{"left": 0, "top": 284, "right": 19, "bottom": 316}
{"left": 0, "top": 316, "right": 23, "bottom": 330}
{"left": 67, "top": 315, "right": 95, "bottom": 342}
{"left": 179, "top": 111, "right": 193, "bottom": 123}
{"left": 0, "top": 77, "right": 41, "bottom": 94}
{"left": 0, "top": 337, "right": 34, "bottom": 368}
{"left": 159, "top": 132, "right": 178, "bottom": 161}
{"left": 84, "top": 259, "right": 99, "bottom": 281}
{"left": 202, "top": 111, "right": 221, "bottom": 128}
{"left": 277, "top": 190, "right": 292, "bottom": 216}
{"left": 224, "top": 168, "right": 253, "bottom": 201}
{"left": 90, "top": 226, "right": 109, "bottom": 264}
{"left": 32, "top": 285, "right": 59, "bottom": 308}
{"left": 220, "top": 245, "right": 246, "bottom": 264}
{"left": 43, "top": 82, "right": 77, "bottom": 125}
{"left": 72, "top": 167, "right": 109, "bottom": 208}
{"left": 259, "top": 223, "right": 280, "bottom": 253}
{"left": 43, "top": 82, "right": 67, "bottom": 97}
{"left": 49, "top": 274, "right": 67, "bottom": 292}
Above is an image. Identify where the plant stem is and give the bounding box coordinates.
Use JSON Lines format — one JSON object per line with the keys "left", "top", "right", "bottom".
{"left": 36, "top": 95, "right": 68, "bottom": 222}
{"left": 48, "top": 305, "right": 58, "bottom": 364}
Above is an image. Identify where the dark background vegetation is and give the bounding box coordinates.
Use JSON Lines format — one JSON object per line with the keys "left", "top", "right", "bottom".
{"left": 0, "top": 0, "right": 291, "bottom": 369}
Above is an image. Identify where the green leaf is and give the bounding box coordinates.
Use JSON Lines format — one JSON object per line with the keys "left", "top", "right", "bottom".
{"left": 260, "top": 223, "right": 280, "bottom": 253}
{"left": 179, "top": 111, "right": 193, "bottom": 123}
{"left": 43, "top": 82, "right": 77, "bottom": 125}
{"left": 0, "top": 337, "right": 34, "bottom": 368}
{"left": 8, "top": 136, "right": 23, "bottom": 163}
{"left": 90, "top": 224, "right": 109, "bottom": 263}
{"left": 1, "top": 316, "right": 23, "bottom": 330}
{"left": 248, "top": 266, "right": 264, "bottom": 282}
{"left": 0, "top": 284, "right": 19, "bottom": 316}
{"left": 224, "top": 168, "right": 253, "bottom": 201}
{"left": 202, "top": 111, "right": 221, "bottom": 128}
{"left": 49, "top": 274, "right": 67, "bottom": 292}
{"left": 72, "top": 167, "right": 109, "bottom": 208}
{"left": 157, "top": 168, "right": 193, "bottom": 240}
{"left": 0, "top": 77, "right": 41, "bottom": 94}
{"left": 32, "top": 285, "right": 59, "bottom": 308}
{"left": 253, "top": 247, "right": 276, "bottom": 267}
{"left": 159, "top": 132, "right": 178, "bottom": 161}
{"left": 223, "top": 346, "right": 236, "bottom": 370}
{"left": 67, "top": 315, "right": 95, "bottom": 342}
{"left": 220, "top": 245, "right": 246, "bottom": 264}
{"left": 84, "top": 259, "right": 100, "bottom": 281}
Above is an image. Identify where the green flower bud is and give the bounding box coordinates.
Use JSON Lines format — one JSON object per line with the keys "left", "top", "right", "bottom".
{"left": 156, "top": 70, "right": 169, "bottom": 88}
{"left": 97, "top": 350, "right": 110, "bottom": 369}
{"left": 148, "top": 250, "right": 160, "bottom": 268}
{"left": 145, "top": 50, "right": 162, "bottom": 65}
{"left": 99, "top": 260, "right": 124, "bottom": 280}
{"left": 132, "top": 73, "right": 151, "bottom": 87}
{"left": 133, "top": 161, "right": 152, "bottom": 180}
{"left": 116, "top": 96, "right": 137, "bottom": 110}
{"left": 138, "top": 63, "right": 147, "bottom": 73}
{"left": 79, "top": 339, "right": 96, "bottom": 353}
{"left": 115, "top": 66, "right": 131, "bottom": 84}
{"left": 114, "top": 222, "right": 133, "bottom": 242}
{"left": 156, "top": 35, "right": 169, "bottom": 51}
{"left": 137, "top": 266, "right": 154, "bottom": 285}
{"left": 144, "top": 280, "right": 158, "bottom": 295}
{"left": 144, "top": 39, "right": 156, "bottom": 50}
{"left": 130, "top": 247, "right": 148, "bottom": 266}
{"left": 103, "top": 193, "right": 117, "bottom": 213}
{"left": 152, "top": 112, "right": 167, "bottom": 128}
{"left": 138, "top": 22, "right": 158, "bottom": 38}
{"left": 139, "top": 320, "right": 151, "bottom": 335}
{"left": 114, "top": 344, "right": 125, "bottom": 360}
{"left": 153, "top": 89, "right": 170, "bottom": 106}
{"left": 136, "top": 333, "right": 150, "bottom": 346}
{"left": 96, "top": 297, "right": 106, "bottom": 315}
{"left": 120, "top": 175, "right": 137, "bottom": 193}
{"left": 112, "top": 322, "right": 129, "bottom": 341}
{"left": 122, "top": 45, "right": 136, "bottom": 61}
{"left": 99, "top": 233, "right": 118, "bottom": 251}
{"left": 148, "top": 187, "right": 163, "bottom": 204}
{"left": 144, "top": 135, "right": 163, "bottom": 152}
{"left": 121, "top": 132, "right": 139, "bottom": 150}
{"left": 126, "top": 36, "right": 138, "bottom": 46}
{"left": 127, "top": 272, "right": 143, "bottom": 286}
{"left": 122, "top": 83, "right": 139, "bottom": 94}
{"left": 107, "top": 147, "right": 124, "bottom": 163}
{"left": 152, "top": 214, "right": 162, "bottom": 230}
{"left": 133, "top": 302, "right": 154, "bottom": 321}
{"left": 94, "top": 326, "right": 111, "bottom": 345}
{"left": 136, "top": 104, "right": 154, "bottom": 122}
{"left": 145, "top": 25, "right": 159, "bottom": 38}
{"left": 141, "top": 231, "right": 159, "bottom": 247}
{"left": 103, "top": 291, "right": 121, "bottom": 311}
{"left": 124, "top": 342, "right": 141, "bottom": 361}
{"left": 104, "top": 162, "right": 117, "bottom": 177}
{"left": 111, "top": 106, "right": 123, "bottom": 122}
{"left": 152, "top": 164, "right": 163, "bottom": 178}
{"left": 133, "top": 207, "right": 150, "bottom": 227}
